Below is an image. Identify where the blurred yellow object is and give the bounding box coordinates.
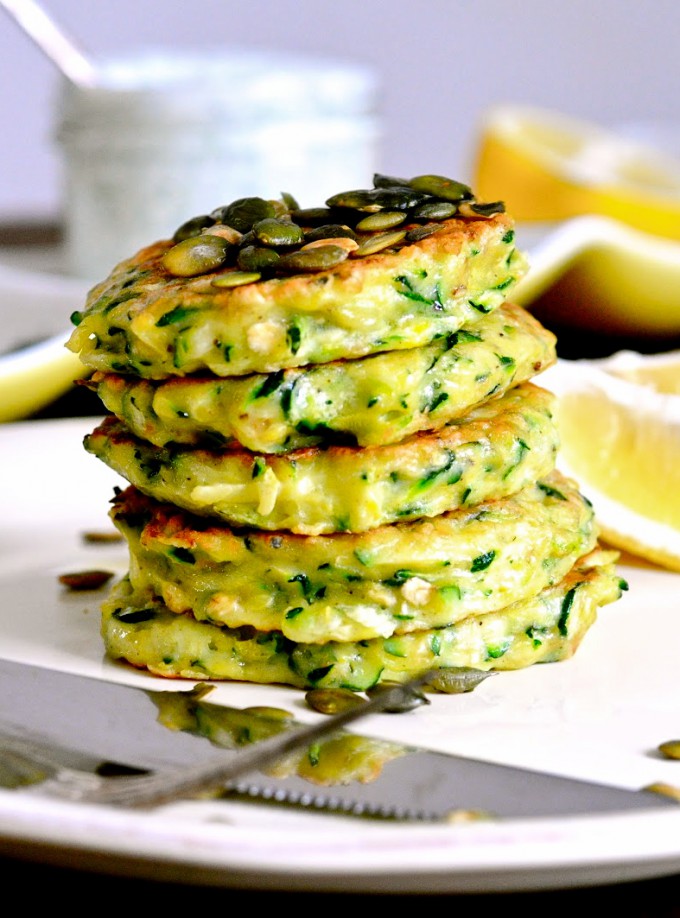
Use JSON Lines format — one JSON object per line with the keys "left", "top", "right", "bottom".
{"left": 474, "top": 105, "right": 680, "bottom": 241}
{"left": 541, "top": 353, "right": 680, "bottom": 572}
{"left": 514, "top": 216, "right": 680, "bottom": 338}
{"left": 0, "top": 259, "right": 91, "bottom": 422}
{"left": 0, "top": 334, "right": 85, "bottom": 423}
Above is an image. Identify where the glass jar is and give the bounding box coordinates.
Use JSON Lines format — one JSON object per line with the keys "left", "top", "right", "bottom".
{"left": 54, "top": 49, "right": 380, "bottom": 280}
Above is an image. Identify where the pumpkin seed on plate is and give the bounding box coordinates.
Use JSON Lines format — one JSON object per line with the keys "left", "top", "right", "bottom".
{"left": 658, "top": 740, "right": 680, "bottom": 760}
{"left": 365, "top": 681, "right": 430, "bottom": 713}
{"left": 424, "top": 667, "right": 496, "bottom": 694}
{"left": 305, "top": 687, "right": 366, "bottom": 715}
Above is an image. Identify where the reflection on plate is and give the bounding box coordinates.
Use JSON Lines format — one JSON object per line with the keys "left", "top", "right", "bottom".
{"left": 1, "top": 418, "right": 680, "bottom": 892}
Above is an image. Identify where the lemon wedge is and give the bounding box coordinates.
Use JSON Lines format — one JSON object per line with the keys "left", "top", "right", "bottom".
{"left": 541, "top": 353, "right": 680, "bottom": 572}
{"left": 513, "top": 216, "right": 680, "bottom": 338}
{"left": 473, "top": 105, "right": 680, "bottom": 241}
{"left": 0, "top": 334, "right": 85, "bottom": 423}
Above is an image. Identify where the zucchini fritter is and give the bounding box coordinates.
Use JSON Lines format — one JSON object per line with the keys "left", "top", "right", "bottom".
{"left": 89, "top": 302, "right": 555, "bottom": 453}
{"left": 110, "top": 471, "right": 597, "bottom": 643}
{"left": 66, "top": 213, "right": 526, "bottom": 379}
{"left": 85, "top": 382, "right": 559, "bottom": 534}
{"left": 100, "top": 548, "right": 626, "bottom": 689}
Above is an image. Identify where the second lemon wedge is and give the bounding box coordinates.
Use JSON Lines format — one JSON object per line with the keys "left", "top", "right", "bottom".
{"left": 542, "top": 352, "right": 680, "bottom": 572}
{"left": 473, "top": 105, "right": 680, "bottom": 241}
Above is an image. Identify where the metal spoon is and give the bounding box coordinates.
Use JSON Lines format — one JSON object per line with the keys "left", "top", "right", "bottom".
{"left": 0, "top": 0, "right": 98, "bottom": 86}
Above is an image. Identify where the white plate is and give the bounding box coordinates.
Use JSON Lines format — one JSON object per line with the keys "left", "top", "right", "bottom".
{"left": 2, "top": 420, "right": 680, "bottom": 894}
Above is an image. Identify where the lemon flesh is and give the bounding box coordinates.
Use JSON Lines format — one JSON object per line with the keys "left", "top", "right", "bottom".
{"left": 543, "top": 356, "right": 680, "bottom": 572}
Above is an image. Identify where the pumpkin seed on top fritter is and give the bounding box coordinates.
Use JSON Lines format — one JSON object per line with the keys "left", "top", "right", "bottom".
{"left": 109, "top": 470, "right": 597, "bottom": 644}
{"left": 84, "top": 382, "right": 559, "bottom": 535}
{"left": 88, "top": 301, "right": 555, "bottom": 453}
{"left": 100, "top": 548, "right": 626, "bottom": 690}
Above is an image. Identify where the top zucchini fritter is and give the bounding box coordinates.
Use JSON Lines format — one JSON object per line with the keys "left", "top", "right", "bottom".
{"left": 66, "top": 212, "right": 526, "bottom": 379}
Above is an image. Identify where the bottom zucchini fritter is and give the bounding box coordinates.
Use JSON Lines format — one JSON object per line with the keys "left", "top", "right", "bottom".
{"left": 110, "top": 471, "right": 598, "bottom": 643}
{"left": 100, "top": 548, "right": 626, "bottom": 690}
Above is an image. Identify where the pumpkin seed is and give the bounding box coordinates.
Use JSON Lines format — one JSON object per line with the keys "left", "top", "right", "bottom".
{"left": 172, "top": 213, "right": 216, "bottom": 243}
{"left": 405, "top": 223, "right": 441, "bottom": 243}
{"left": 305, "top": 687, "right": 366, "bottom": 715}
{"left": 372, "top": 187, "right": 430, "bottom": 211}
{"left": 211, "top": 270, "right": 262, "bottom": 288}
{"left": 355, "top": 211, "right": 406, "bottom": 231}
{"left": 365, "top": 680, "right": 430, "bottom": 713}
{"left": 409, "top": 174, "right": 473, "bottom": 202}
{"left": 325, "top": 188, "right": 383, "bottom": 211}
{"left": 253, "top": 217, "right": 304, "bottom": 248}
{"left": 280, "top": 191, "right": 299, "bottom": 211}
{"left": 353, "top": 229, "right": 406, "bottom": 256}
{"left": 658, "top": 740, "right": 680, "bottom": 760}
{"left": 458, "top": 200, "right": 506, "bottom": 218}
{"left": 201, "top": 224, "right": 242, "bottom": 244}
{"left": 211, "top": 197, "right": 277, "bottom": 233}
{"left": 276, "top": 244, "right": 349, "bottom": 274}
{"left": 237, "top": 244, "right": 281, "bottom": 273}
{"left": 424, "top": 667, "right": 496, "bottom": 694}
{"left": 412, "top": 200, "right": 459, "bottom": 221}
{"left": 643, "top": 782, "right": 680, "bottom": 802}
{"left": 290, "top": 206, "right": 335, "bottom": 226}
{"left": 328, "top": 186, "right": 428, "bottom": 213}
{"left": 304, "top": 223, "right": 358, "bottom": 243}
{"left": 301, "top": 236, "right": 358, "bottom": 253}
{"left": 161, "top": 235, "right": 231, "bottom": 277}
{"left": 81, "top": 530, "right": 123, "bottom": 544}
{"left": 373, "top": 172, "right": 409, "bottom": 188}
{"left": 58, "top": 569, "right": 114, "bottom": 591}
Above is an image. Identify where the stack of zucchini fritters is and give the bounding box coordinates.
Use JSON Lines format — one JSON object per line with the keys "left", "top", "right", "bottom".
{"left": 66, "top": 173, "right": 627, "bottom": 691}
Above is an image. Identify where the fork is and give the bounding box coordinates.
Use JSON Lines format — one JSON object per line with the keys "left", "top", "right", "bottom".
{"left": 0, "top": 677, "right": 429, "bottom": 808}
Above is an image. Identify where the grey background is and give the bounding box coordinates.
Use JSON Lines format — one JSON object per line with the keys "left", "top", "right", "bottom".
{"left": 1, "top": 0, "right": 679, "bottom": 221}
